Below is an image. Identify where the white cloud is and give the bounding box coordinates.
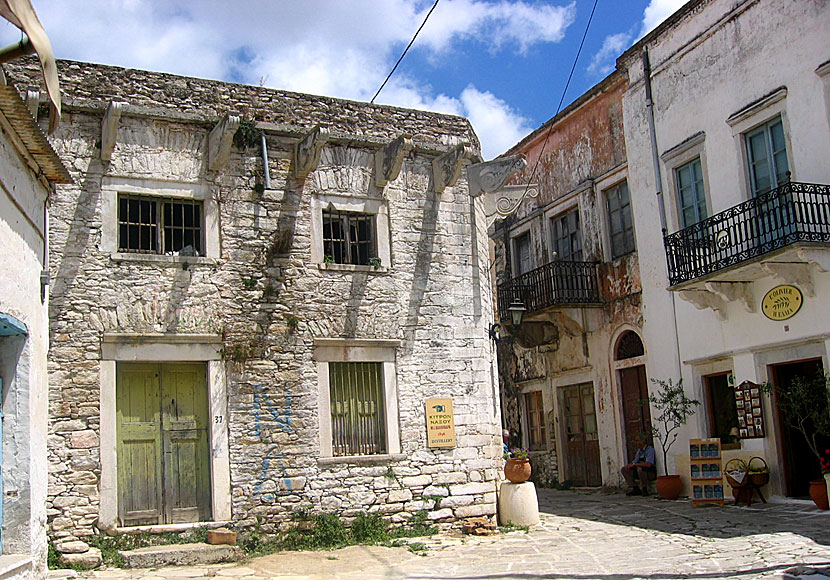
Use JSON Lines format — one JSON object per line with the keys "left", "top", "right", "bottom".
{"left": 587, "top": 32, "right": 631, "bottom": 76}
{"left": 640, "top": 0, "right": 688, "bottom": 36}
{"left": 4, "top": 0, "right": 572, "bottom": 158}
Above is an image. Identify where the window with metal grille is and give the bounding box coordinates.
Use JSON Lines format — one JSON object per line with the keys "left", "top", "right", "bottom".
{"left": 329, "top": 362, "right": 386, "bottom": 456}
{"left": 118, "top": 195, "right": 203, "bottom": 256}
{"left": 675, "top": 157, "right": 708, "bottom": 227}
{"left": 615, "top": 331, "right": 644, "bottom": 360}
{"left": 322, "top": 210, "right": 375, "bottom": 265}
{"left": 524, "top": 390, "right": 546, "bottom": 451}
{"left": 551, "top": 209, "right": 582, "bottom": 261}
{"left": 606, "top": 181, "right": 635, "bottom": 259}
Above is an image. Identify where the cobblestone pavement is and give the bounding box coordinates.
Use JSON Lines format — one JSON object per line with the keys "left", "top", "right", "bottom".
{"left": 58, "top": 489, "right": 830, "bottom": 580}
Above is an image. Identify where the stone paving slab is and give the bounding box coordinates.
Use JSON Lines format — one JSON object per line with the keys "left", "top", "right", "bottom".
{"left": 64, "top": 489, "right": 830, "bottom": 580}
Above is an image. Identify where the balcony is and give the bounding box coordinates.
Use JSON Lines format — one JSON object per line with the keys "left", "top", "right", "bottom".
{"left": 664, "top": 182, "right": 830, "bottom": 287}
{"left": 497, "top": 260, "right": 601, "bottom": 319}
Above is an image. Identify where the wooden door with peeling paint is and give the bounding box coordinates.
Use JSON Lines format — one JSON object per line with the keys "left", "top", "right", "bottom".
{"left": 117, "top": 363, "right": 210, "bottom": 526}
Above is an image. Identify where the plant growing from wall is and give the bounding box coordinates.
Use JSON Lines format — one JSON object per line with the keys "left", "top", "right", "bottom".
{"left": 649, "top": 378, "right": 700, "bottom": 476}
{"left": 286, "top": 315, "right": 299, "bottom": 331}
{"left": 323, "top": 254, "right": 334, "bottom": 265}
{"left": 233, "top": 119, "right": 259, "bottom": 150}
{"left": 369, "top": 256, "right": 382, "bottom": 269}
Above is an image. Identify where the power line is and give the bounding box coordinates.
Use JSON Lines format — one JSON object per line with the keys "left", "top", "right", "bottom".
{"left": 371, "top": 0, "right": 440, "bottom": 104}
{"left": 523, "top": 0, "right": 599, "bottom": 189}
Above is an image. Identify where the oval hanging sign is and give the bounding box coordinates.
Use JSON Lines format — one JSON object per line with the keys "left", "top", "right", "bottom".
{"left": 761, "top": 285, "right": 803, "bottom": 321}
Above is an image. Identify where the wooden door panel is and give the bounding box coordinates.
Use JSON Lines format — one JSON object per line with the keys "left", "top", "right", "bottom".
{"left": 117, "top": 364, "right": 162, "bottom": 526}
{"left": 620, "top": 365, "right": 651, "bottom": 461}
{"left": 561, "top": 383, "right": 602, "bottom": 486}
{"left": 161, "top": 364, "right": 210, "bottom": 524}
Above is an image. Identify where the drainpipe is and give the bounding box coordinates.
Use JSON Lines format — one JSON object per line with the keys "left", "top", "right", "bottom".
{"left": 41, "top": 196, "right": 49, "bottom": 303}
{"left": 642, "top": 49, "right": 684, "bottom": 384}
{"left": 260, "top": 132, "right": 271, "bottom": 190}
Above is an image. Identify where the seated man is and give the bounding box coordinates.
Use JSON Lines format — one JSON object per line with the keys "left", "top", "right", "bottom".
{"left": 621, "top": 435, "right": 656, "bottom": 496}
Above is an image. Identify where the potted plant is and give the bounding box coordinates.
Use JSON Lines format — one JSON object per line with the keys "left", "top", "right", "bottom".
{"left": 503, "top": 447, "right": 531, "bottom": 483}
{"left": 762, "top": 373, "right": 830, "bottom": 510}
{"left": 821, "top": 449, "right": 830, "bottom": 505}
{"left": 649, "top": 378, "right": 700, "bottom": 500}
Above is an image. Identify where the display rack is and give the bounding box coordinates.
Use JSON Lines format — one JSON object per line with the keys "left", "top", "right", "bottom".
{"left": 689, "top": 437, "right": 724, "bottom": 507}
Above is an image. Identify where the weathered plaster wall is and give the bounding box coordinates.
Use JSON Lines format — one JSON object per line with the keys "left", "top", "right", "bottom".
{"left": 0, "top": 103, "right": 51, "bottom": 573}
{"left": 491, "top": 73, "right": 641, "bottom": 487}
{"left": 619, "top": 0, "right": 830, "bottom": 490}
{"left": 7, "top": 60, "right": 501, "bottom": 555}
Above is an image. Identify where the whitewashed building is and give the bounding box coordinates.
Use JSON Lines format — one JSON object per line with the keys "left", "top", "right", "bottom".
{"left": 619, "top": 0, "right": 830, "bottom": 497}
{"left": 6, "top": 59, "right": 504, "bottom": 565}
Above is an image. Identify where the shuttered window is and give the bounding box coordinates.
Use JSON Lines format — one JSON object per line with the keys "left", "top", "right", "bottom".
{"left": 329, "top": 362, "right": 386, "bottom": 456}
{"left": 513, "top": 232, "right": 533, "bottom": 275}
{"left": 745, "top": 117, "right": 789, "bottom": 197}
{"left": 551, "top": 210, "right": 582, "bottom": 261}
{"left": 606, "top": 181, "right": 635, "bottom": 259}
{"left": 524, "top": 390, "right": 546, "bottom": 451}
{"left": 676, "top": 157, "right": 708, "bottom": 227}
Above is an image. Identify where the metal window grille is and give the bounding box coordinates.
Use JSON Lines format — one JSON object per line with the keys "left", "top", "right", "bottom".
{"left": 524, "top": 391, "right": 546, "bottom": 451}
{"left": 118, "top": 194, "right": 203, "bottom": 256}
{"left": 322, "top": 210, "right": 375, "bottom": 265}
{"left": 329, "top": 362, "right": 386, "bottom": 456}
{"left": 606, "top": 181, "right": 635, "bottom": 259}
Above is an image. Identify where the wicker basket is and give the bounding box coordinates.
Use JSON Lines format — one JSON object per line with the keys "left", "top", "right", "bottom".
{"left": 725, "top": 458, "right": 748, "bottom": 488}
{"left": 748, "top": 456, "right": 770, "bottom": 487}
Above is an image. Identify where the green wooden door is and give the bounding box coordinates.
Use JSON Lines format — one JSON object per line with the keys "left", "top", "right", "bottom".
{"left": 117, "top": 363, "right": 210, "bottom": 526}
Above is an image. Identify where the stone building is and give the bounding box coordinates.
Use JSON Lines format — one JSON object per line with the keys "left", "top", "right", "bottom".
{"left": 6, "top": 59, "right": 502, "bottom": 561}
{"left": 491, "top": 71, "right": 647, "bottom": 488}
{"left": 0, "top": 52, "right": 70, "bottom": 580}
{"left": 619, "top": 0, "right": 830, "bottom": 498}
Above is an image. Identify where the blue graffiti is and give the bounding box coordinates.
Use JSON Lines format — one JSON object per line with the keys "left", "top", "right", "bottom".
{"left": 252, "top": 444, "right": 292, "bottom": 502}
{"left": 252, "top": 383, "right": 292, "bottom": 440}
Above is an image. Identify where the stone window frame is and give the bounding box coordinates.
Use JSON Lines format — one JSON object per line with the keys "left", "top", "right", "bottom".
{"left": 314, "top": 338, "right": 403, "bottom": 464}
{"left": 725, "top": 87, "right": 796, "bottom": 201}
{"left": 310, "top": 193, "right": 390, "bottom": 273}
{"left": 100, "top": 176, "right": 220, "bottom": 265}
{"left": 661, "top": 132, "right": 712, "bottom": 233}
{"left": 98, "top": 333, "right": 231, "bottom": 531}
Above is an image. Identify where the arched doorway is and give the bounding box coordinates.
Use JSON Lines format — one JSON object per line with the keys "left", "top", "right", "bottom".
{"left": 614, "top": 331, "right": 652, "bottom": 462}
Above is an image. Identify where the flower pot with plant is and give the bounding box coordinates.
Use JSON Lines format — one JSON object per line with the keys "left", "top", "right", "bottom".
{"left": 822, "top": 449, "right": 830, "bottom": 505}
{"left": 762, "top": 373, "right": 830, "bottom": 510}
{"left": 649, "top": 378, "right": 700, "bottom": 500}
{"left": 503, "top": 447, "right": 531, "bottom": 483}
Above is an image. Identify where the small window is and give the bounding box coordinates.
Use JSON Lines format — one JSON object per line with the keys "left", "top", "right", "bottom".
{"left": 705, "top": 373, "right": 739, "bottom": 447}
{"left": 675, "top": 158, "right": 707, "bottom": 228}
{"left": 606, "top": 181, "right": 635, "bottom": 259}
{"left": 329, "top": 362, "right": 386, "bottom": 456}
{"left": 513, "top": 232, "right": 533, "bottom": 276}
{"left": 745, "top": 116, "right": 789, "bottom": 197}
{"left": 118, "top": 194, "right": 203, "bottom": 256}
{"left": 551, "top": 210, "right": 583, "bottom": 262}
{"left": 524, "top": 390, "right": 546, "bottom": 451}
{"left": 322, "top": 210, "right": 376, "bottom": 265}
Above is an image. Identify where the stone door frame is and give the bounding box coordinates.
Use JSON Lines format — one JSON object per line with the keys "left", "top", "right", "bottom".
{"left": 99, "top": 333, "right": 231, "bottom": 531}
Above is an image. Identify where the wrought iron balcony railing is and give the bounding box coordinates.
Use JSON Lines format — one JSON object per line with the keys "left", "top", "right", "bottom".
{"left": 664, "top": 181, "right": 830, "bottom": 286}
{"left": 497, "top": 260, "right": 601, "bottom": 319}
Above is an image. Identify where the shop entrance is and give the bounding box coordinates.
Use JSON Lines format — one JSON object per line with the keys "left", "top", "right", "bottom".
{"left": 770, "top": 358, "right": 827, "bottom": 497}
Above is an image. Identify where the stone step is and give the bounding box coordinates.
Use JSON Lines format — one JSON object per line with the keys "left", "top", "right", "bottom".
{"left": 118, "top": 543, "right": 244, "bottom": 568}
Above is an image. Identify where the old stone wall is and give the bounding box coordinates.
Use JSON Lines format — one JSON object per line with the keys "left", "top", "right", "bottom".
{"left": 8, "top": 60, "right": 501, "bottom": 554}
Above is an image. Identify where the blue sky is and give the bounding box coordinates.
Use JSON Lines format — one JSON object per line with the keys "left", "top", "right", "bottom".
{"left": 2, "top": 0, "right": 686, "bottom": 159}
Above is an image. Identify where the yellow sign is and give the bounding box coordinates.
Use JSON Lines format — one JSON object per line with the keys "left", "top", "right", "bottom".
{"left": 761, "top": 285, "right": 803, "bottom": 321}
{"left": 425, "top": 398, "right": 456, "bottom": 448}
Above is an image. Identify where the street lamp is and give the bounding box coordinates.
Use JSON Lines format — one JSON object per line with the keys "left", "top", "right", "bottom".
{"left": 507, "top": 300, "right": 526, "bottom": 327}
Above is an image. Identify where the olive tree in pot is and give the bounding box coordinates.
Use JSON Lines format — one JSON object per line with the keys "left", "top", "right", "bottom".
{"left": 649, "top": 378, "right": 700, "bottom": 500}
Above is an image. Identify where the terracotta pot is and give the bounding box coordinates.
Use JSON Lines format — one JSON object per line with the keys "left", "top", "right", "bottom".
{"left": 504, "top": 458, "right": 531, "bottom": 483}
{"left": 656, "top": 475, "right": 683, "bottom": 500}
{"left": 809, "top": 479, "right": 829, "bottom": 511}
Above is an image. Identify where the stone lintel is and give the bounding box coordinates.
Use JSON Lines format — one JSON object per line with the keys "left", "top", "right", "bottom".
{"left": 375, "top": 134, "right": 413, "bottom": 188}
{"left": 761, "top": 261, "right": 815, "bottom": 297}
{"left": 467, "top": 154, "right": 526, "bottom": 197}
{"left": 294, "top": 125, "right": 330, "bottom": 180}
{"left": 207, "top": 113, "right": 241, "bottom": 172}
{"left": 100, "top": 101, "right": 125, "bottom": 162}
{"left": 432, "top": 142, "right": 473, "bottom": 193}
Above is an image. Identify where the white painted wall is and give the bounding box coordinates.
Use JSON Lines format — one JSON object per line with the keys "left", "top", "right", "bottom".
{"left": 621, "top": 0, "right": 830, "bottom": 495}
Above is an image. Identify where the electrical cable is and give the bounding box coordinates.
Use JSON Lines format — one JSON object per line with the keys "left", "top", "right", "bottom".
{"left": 371, "top": 0, "right": 440, "bottom": 104}
{"left": 522, "top": 0, "right": 599, "bottom": 190}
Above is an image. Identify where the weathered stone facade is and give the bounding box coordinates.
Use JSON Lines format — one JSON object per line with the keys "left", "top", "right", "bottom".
{"left": 7, "top": 59, "right": 501, "bottom": 555}
{"left": 492, "top": 72, "right": 644, "bottom": 488}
